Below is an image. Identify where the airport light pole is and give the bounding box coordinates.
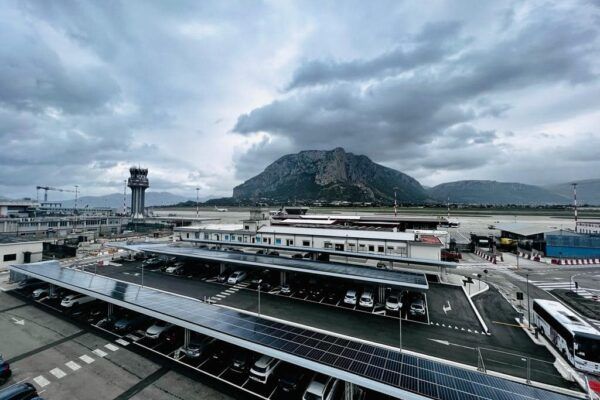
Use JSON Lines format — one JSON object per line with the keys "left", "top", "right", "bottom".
{"left": 526, "top": 273, "right": 530, "bottom": 328}
{"left": 258, "top": 279, "right": 262, "bottom": 317}
{"left": 195, "top": 187, "right": 200, "bottom": 219}
{"left": 399, "top": 304, "right": 403, "bottom": 352}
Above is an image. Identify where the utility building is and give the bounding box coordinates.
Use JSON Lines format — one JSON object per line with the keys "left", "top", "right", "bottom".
{"left": 127, "top": 167, "right": 149, "bottom": 220}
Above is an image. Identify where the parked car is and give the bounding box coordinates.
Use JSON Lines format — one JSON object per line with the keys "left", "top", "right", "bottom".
{"left": 302, "top": 253, "right": 312, "bottom": 259}
{"left": 302, "top": 374, "right": 340, "bottom": 400}
{"left": 250, "top": 270, "right": 272, "bottom": 289}
{"left": 165, "top": 263, "right": 185, "bottom": 275}
{"left": 113, "top": 314, "right": 148, "bottom": 333}
{"left": 209, "top": 342, "right": 232, "bottom": 365}
{"left": 276, "top": 363, "right": 308, "bottom": 394}
{"left": 343, "top": 289, "right": 357, "bottom": 306}
{"left": 385, "top": 295, "right": 401, "bottom": 312}
{"left": 249, "top": 355, "right": 280, "bottom": 384}
{"left": 179, "top": 334, "right": 214, "bottom": 358}
{"left": 292, "top": 253, "right": 303, "bottom": 259}
{"left": 376, "top": 261, "right": 388, "bottom": 269}
{"left": 0, "top": 382, "right": 38, "bottom": 400}
{"left": 268, "top": 251, "right": 279, "bottom": 256}
{"left": 409, "top": 299, "right": 426, "bottom": 316}
{"left": 31, "top": 287, "right": 49, "bottom": 300}
{"left": 217, "top": 269, "right": 231, "bottom": 283}
{"left": 295, "top": 286, "right": 308, "bottom": 298}
{"left": 227, "top": 271, "right": 247, "bottom": 284}
{"left": 17, "top": 279, "right": 44, "bottom": 290}
{"left": 358, "top": 290, "right": 374, "bottom": 308}
{"left": 60, "top": 294, "right": 95, "bottom": 308}
{"left": 325, "top": 289, "right": 339, "bottom": 303}
{"left": 255, "top": 249, "right": 266, "bottom": 255}
{"left": 280, "top": 284, "right": 292, "bottom": 295}
{"left": 142, "top": 258, "right": 160, "bottom": 267}
{"left": 0, "top": 354, "right": 11, "bottom": 385}
{"left": 145, "top": 320, "right": 174, "bottom": 340}
{"left": 230, "top": 350, "right": 253, "bottom": 374}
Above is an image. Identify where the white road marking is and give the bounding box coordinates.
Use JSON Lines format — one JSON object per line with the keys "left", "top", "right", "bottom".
{"left": 116, "top": 339, "right": 130, "bottom": 346}
{"left": 93, "top": 349, "right": 108, "bottom": 357}
{"left": 49, "top": 368, "right": 67, "bottom": 379}
{"left": 11, "top": 317, "right": 25, "bottom": 325}
{"left": 33, "top": 375, "right": 50, "bottom": 387}
{"left": 105, "top": 343, "right": 119, "bottom": 351}
{"left": 65, "top": 361, "right": 81, "bottom": 371}
{"left": 79, "top": 354, "right": 95, "bottom": 364}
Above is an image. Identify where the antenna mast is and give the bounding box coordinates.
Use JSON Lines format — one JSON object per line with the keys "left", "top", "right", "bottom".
{"left": 572, "top": 183, "right": 578, "bottom": 232}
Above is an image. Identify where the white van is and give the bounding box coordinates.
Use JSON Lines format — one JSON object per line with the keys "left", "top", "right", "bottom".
{"left": 303, "top": 374, "right": 339, "bottom": 400}
{"left": 249, "top": 355, "right": 280, "bottom": 384}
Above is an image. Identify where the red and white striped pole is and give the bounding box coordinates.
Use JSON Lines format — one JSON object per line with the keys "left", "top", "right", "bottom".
{"left": 572, "top": 183, "right": 578, "bottom": 233}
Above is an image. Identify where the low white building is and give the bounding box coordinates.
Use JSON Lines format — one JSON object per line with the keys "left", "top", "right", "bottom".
{"left": 577, "top": 220, "right": 600, "bottom": 235}
{"left": 175, "top": 222, "right": 443, "bottom": 260}
{"left": 0, "top": 237, "right": 44, "bottom": 271}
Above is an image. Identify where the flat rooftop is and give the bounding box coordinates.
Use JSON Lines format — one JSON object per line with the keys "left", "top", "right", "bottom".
{"left": 117, "top": 243, "right": 430, "bottom": 289}
{"left": 10, "top": 261, "right": 578, "bottom": 400}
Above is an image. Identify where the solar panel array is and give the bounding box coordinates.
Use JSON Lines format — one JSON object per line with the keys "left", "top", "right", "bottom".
{"left": 12, "top": 262, "right": 578, "bottom": 400}
{"left": 127, "top": 243, "right": 429, "bottom": 289}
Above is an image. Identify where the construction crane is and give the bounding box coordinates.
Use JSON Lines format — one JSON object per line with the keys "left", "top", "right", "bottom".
{"left": 36, "top": 186, "right": 77, "bottom": 202}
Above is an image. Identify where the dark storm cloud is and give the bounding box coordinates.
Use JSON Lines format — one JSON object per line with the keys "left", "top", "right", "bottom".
{"left": 287, "top": 21, "right": 465, "bottom": 89}
{"left": 234, "top": 2, "right": 600, "bottom": 182}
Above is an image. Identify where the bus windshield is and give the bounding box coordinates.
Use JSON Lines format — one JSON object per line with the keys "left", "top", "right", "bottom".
{"left": 574, "top": 334, "right": 600, "bottom": 363}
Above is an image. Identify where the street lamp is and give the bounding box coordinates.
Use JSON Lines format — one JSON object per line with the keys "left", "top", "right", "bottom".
{"left": 526, "top": 273, "right": 530, "bottom": 328}
{"left": 399, "top": 304, "right": 403, "bottom": 352}
{"left": 258, "top": 279, "right": 262, "bottom": 316}
{"left": 196, "top": 188, "right": 200, "bottom": 219}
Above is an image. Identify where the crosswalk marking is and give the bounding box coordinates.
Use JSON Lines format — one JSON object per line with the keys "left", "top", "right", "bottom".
{"left": 79, "top": 354, "right": 95, "bottom": 364}
{"left": 65, "top": 361, "right": 81, "bottom": 371}
{"left": 93, "top": 349, "right": 108, "bottom": 358}
{"left": 33, "top": 375, "right": 50, "bottom": 387}
{"left": 105, "top": 343, "right": 119, "bottom": 352}
{"left": 531, "top": 280, "right": 597, "bottom": 299}
{"left": 49, "top": 368, "right": 67, "bottom": 379}
{"left": 115, "top": 338, "right": 130, "bottom": 346}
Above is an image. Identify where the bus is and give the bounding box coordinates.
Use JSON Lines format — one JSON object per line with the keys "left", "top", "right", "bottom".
{"left": 532, "top": 299, "right": 600, "bottom": 374}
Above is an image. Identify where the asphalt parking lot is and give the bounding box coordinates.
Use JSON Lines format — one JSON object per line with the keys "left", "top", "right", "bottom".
{"left": 29, "top": 257, "right": 580, "bottom": 391}
{"left": 0, "top": 290, "right": 238, "bottom": 400}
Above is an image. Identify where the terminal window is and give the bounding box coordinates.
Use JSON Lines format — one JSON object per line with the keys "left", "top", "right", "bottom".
{"left": 3, "top": 254, "right": 16, "bottom": 262}
{"left": 302, "top": 240, "right": 310, "bottom": 246}
{"left": 368, "top": 245, "right": 375, "bottom": 252}
{"left": 378, "top": 245, "right": 384, "bottom": 252}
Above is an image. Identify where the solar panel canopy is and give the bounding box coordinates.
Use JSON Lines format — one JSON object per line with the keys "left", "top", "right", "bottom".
{"left": 10, "top": 262, "right": 580, "bottom": 400}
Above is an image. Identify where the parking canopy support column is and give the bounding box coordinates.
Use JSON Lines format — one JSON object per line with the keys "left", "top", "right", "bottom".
{"left": 219, "top": 263, "right": 226, "bottom": 274}
{"left": 344, "top": 381, "right": 355, "bottom": 400}
{"left": 378, "top": 285, "right": 386, "bottom": 303}
{"left": 184, "top": 328, "right": 190, "bottom": 347}
{"left": 49, "top": 284, "right": 56, "bottom": 297}
{"left": 107, "top": 303, "right": 113, "bottom": 317}
{"left": 280, "top": 271, "right": 286, "bottom": 286}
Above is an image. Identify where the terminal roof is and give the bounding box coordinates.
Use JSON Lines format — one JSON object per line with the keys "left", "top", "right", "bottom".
{"left": 119, "top": 243, "right": 429, "bottom": 289}
{"left": 494, "top": 223, "right": 562, "bottom": 237}
{"left": 10, "top": 261, "right": 579, "bottom": 400}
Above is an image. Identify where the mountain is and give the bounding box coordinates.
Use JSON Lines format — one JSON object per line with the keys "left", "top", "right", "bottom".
{"left": 428, "top": 180, "right": 570, "bottom": 205}
{"left": 60, "top": 192, "right": 193, "bottom": 209}
{"left": 232, "top": 148, "right": 427, "bottom": 203}
{"left": 544, "top": 179, "right": 600, "bottom": 205}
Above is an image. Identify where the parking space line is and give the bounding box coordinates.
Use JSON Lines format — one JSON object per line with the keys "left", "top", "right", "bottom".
{"left": 33, "top": 375, "right": 51, "bottom": 388}
{"left": 79, "top": 354, "right": 95, "bottom": 364}
{"left": 105, "top": 343, "right": 119, "bottom": 351}
{"left": 65, "top": 361, "right": 81, "bottom": 371}
{"left": 116, "top": 338, "right": 130, "bottom": 346}
{"left": 93, "top": 349, "right": 108, "bottom": 357}
{"left": 49, "top": 367, "right": 67, "bottom": 379}
{"left": 6, "top": 330, "right": 87, "bottom": 364}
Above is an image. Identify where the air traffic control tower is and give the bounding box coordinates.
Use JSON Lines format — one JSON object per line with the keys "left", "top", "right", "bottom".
{"left": 127, "top": 167, "right": 149, "bottom": 219}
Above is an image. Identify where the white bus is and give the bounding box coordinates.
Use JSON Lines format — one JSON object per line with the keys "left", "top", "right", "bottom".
{"left": 532, "top": 299, "right": 600, "bottom": 374}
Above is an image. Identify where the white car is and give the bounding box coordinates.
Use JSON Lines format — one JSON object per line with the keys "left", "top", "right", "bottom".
{"left": 358, "top": 290, "right": 374, "bottom": 308}
{"left": 61, "top": 294, "right": 95, "bottom": 308}
{"left": 409, "top": 299, "right": 426, "bottom": 316}
{"left": 249, "top": 355, "right": 280, "bottom": 384}
{"left": 32, "top": 288, "right": 49, "bottom": 300}
{"left": 165, "top": 264, "right": 185, "bottom": 275}
{"left": 227, "top": 271, "right": 247, "bottom": 284}
{"left": 303, "top": 374, "right": 339, "bottom": 400}
{"left": 145, "top": 320, "right": 174, "bottom": 340}
{"left": 343, "top": 289, "right": 357, "bottom": 306}
{"left": 385, "top": 295, "right": 401, "bottom": 312}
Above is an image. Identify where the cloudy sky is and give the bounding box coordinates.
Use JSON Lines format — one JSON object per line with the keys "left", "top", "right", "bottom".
{"left": 1, "top": 0, "right": 599, "bottom": 199}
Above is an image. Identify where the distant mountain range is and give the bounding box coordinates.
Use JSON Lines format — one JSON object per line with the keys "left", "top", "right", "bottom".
{"left": 60, "top": 192, "right": 193, "bottom": 209}
{"left": 230, "top": 148, "right": 600, "bottom": 205}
